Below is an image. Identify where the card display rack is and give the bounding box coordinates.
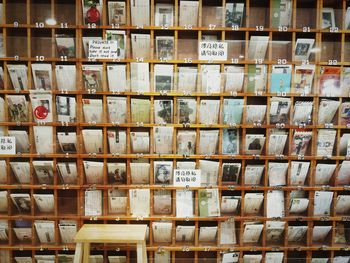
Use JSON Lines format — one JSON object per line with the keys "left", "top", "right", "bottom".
{"left": 0, "top": 0, "right": 350, "bottom": 262}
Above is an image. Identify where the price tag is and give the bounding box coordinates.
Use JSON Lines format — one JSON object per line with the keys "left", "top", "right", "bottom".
{"left": 173, "top": 169, "right": 201, "bottom": 187}
{"left": 0, "top": 137, "right": 16, "bottom": 154}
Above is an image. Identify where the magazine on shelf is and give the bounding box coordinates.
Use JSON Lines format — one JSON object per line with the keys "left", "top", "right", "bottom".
{"left": 319, "top": 66, "right": 341, "bottom": 97}
{"left": 82, "top": 64, "right": 103, "bottom": 92}
{"left": 82, "top": 129, "right": 103, "bottom": 153}
{"left": 7, "top": 130, "right": 30, "bottom": 153}
{"left": 13, "top": 221, "right": 32, "bottom": 242}
{"left": 55, "top": 34, "right": 75, "bottom": 58}
{"left": 313, "top": 226, "right": 332, "bottom": 242}
{"left": 156, "top": 36, "right": 175, "bottom": 60}
{"left": 222, "top": 252, "right": 239, "bottom": 263}
{"left": 316, "top": 129, "right": 336, "bottom": 156}
{"left": 245, "top": 105, "right": 267, "bottom": 124}
{"left": 335, "top": 195, "right": 350, "bottom": 214}
{"left": 6, "top": 95, "right": 28, "bottom": 122}
{"left": 107, "top": 162, "right": 126, "bottom": 184}
{"left": 290, "top": 161, "right": 310, "bottom": 185}
{"left": 271, "top": 0, "right": 292, "bottom": 27}
{"left": 10, "top": 162, "right": 30, "bottom": 184}
{"left": 154, "top": 99, "right": 173, "bottom": 124}
{"left": 248, "top": 36, "right": 269, "bottom": 60}
{"left": 154, "top": 251, "right": 170, "bottom": 263}
{"left": 55, "top": 65, "right": 77, "bottom": 91}
{"left": 82, "top": 98, "right": 103, "bottom": 123}
{"left": 318, "top": 99, "right": 340, "bottom": 124}
{"left": 131, "top": 98, "right": 150, "bottom": 123}
{"left": 108, "top": 1, "right": 126, "bottom": 25}
{"left": 155, "top": 4, "right": 174, "bottom": 26}
{"left": 129, "top": 189, "right": 150, "bottom": 217}
{"left": 270, "top": 65, "right": 292, "bottom": 93}
{"left": 81, "top": 0, "right": 103, "bottom": 25}
{"left": 293, "top": 101, "right": 313, "bottom": 124}
{"left": 130, "top": 162, "right": 150, "bottom": 184}
{"left": 130, "top": 132, "right": 149, "bottom": 153}
{"left": 222, "top": 99, "right": 244, "bottom": 125}
{"left": 57, "top": 162, "right": 78, "bottom": 185}
{"left": 269, "top": 97, "right": 291, "bottom": 124}
{"left": 152, "top": 221, "right": 172, "bottom": 243}
{"left": 153, "top": 190, "right": 172, "bottom": 215}
{"left": 177, "top": 66, "right": 198, "bottom": 92}
{"left": 30, "top": 92, "right": 53, "bottom": 123}
{"left": 107, "top": 97, "right": 127, "bottom": 123}
{"left": 346, "top": 7, "right": 350, "bottom": 29}
{"left": 289, "top": 191, "right": 309, "bottom": 214}
{"left": 222, "top": 128, "right": 239, "bottom": 155}
{"left": 154, "top": 126, "right": 173, "bottom": 154}
{"left": 105, "top": 30, "right": 126, "bottom": 59}
{"left": 294, "top": 38, "right": 315, "bottom": 61}
{"left": 131, "top": 0, "right": 150, "bottom": 26}
{"left": 7, "top": 64, "right": 28, "bottom": 92}
{"left": 107, "top": 129, "right": 127, "bottom": 154}
{"left": 33, "top": 194, "right": 54, "bottom": 213}
{"left": 34, "top": 126, "right": 53, "bottom": 154}
{"left": 131, "top": 34, "right": 151, "bottom": 59}
{"left": 154, "top": 64, "right": 174, "bottom": 92}
{"left": 56, "top": 96, "right": 76, "bottom": 122}
{"left": 31, "top": 64, "right": 53, "bottom": 91}
{"left": 246, "top": 65, "right": 267, "bottom": 92}
{"left": 179, "top": 1, "right": 199, "bottom": 27}
{"left": 242, "top": 222, "right": 263, "bottom": 243}
{"left": 199, "top": 160, "right": 219, "bottom": 186}
{"left": 321, "top": 8, "right": 336, "bottom": 29}
{"left": 339, "top": 133, "right": 350, "bottom": 156}
{"left": 84, "top": 189, "right": 102, "bottom": 216}
{"left": 0, "top": 161, "right": 6, "bottom": 184}
{"left": 177, "top": 98, "right": 197, "bottom": 124}
{"left": 225, "top": 3, "right": 244, "bottom": 27}
{"left": 130, "top": 62, "right": 150, "bottom": 92}
{"left": 108, "top": 189, "right": 127, "bottom": 214}
{"left": 293, "top": 64, "right": 315, "bottom": 94}
{"left": 244, "top": 165, "right": 264, "bottom": 185}
{"left": 107, "top": 64, "right": 127, "bottom": 92}
{"left": 341, "top": 67, "right": 350, "bottom": 96}
{"left": 199, "top": 100, "right": 220, "bottom": 124}
{"left": 83, "top": 161, "right": 104, "bottom": 184}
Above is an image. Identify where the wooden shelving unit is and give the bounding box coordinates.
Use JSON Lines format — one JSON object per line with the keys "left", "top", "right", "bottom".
{"left": 0, "top": 0, "right": 350, "bottom": 262}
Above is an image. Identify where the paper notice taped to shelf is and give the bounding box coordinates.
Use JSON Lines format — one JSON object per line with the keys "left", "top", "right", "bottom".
{"left": 199, "top": 41, "right": 228, "bottom": 61}
{"left": 0, "top": 136, "right": 15, "bottom": 155}
{"left": 88, "top": 40, "right": 119, "bottom": 59}
{"left": 174, "top": 169, "right": 201, "bottom": 187}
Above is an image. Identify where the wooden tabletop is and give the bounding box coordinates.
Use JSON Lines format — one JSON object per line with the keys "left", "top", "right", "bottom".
{"left": 74, "top": 224, "right": 148, "bottom": 243}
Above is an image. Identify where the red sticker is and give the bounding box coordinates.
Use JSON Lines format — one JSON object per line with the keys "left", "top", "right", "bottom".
{"left": 34, "top": 106, "right": 49, "bottom": 120}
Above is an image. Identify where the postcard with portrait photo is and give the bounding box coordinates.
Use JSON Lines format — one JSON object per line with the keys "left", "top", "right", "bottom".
{"left": 6, "top": 95, "right": 28, "bottom": 122}
{"left": 10, "top": 193, "right": 31, "bottom": 213}
{"left": 33, "top": 160, "right": 54, "bottom": 185}
{"left": 322, "top": 8, "right": 336, "bottom": 29}
{"left": 154, "top": 161, "right": 173, "bottom": 185}
{"left": 294, "top": 38, "right": 315, "bottom": 61}
{"left": 107, "top": 162, "right": 126, "bottom": 184}
{"left": 31, "top": 64, "right": 52, "bottom": 91}
{"left": 156, "top": 36, "right": 174, "bottom": 60}
{"left": 177, "top": 98, "right": 197, "bottom": 124}
{"left": 154, "top": 99, "right": 173, "bottom": 124}
{"left": 221, "top": 163, "right": 241, "bottom": 183}
{"left": 82, "top": 65, "right": 103, "bottom": 92}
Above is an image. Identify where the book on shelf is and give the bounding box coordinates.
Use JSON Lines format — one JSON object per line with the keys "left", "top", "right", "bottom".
{"left": 83, "top": 161, "right": 104, "bottom": 184}
{"left": 294, "top": 38, "right": 315, "bottom": 61}
{"left": 84, "top": 189, "right": 102, "bottom": 216}
{"left": 82, "top": 64, "right": 103, "bottom": 92}
{"left": 155, "top": 4, "right": 174, "bottom": 26}
{"left": 130, "top": 162, "right": 150, "bottom": 184}
{"left": 130, "top": 131, "right": 149, "bottom": 153}
{"left": 317, "top": 129, "right": 336, "bottom": 156}
{"left": 55, "top": 34, "right": 76, "bottom": 58}
{"left": 269, "top": 97, "right": 291, "bottom": 124}
{"left": 105, "top": 30, "right": 126, "bottom": 59}
{"left": 10, "top": 162, "right": 30, "bottom": 184}
{"left": 57, "top": 162, "right": 78, "bottom": 185}
{"left": 55, "top": 65, "right": 77, "bottom": 91}
{"left": 246, "top": 65, "right": 267, "bottom": 92}
{"left": 130, "top": 62, "right": 150, "bottom": 92}
{"left": 131, "top": 34, "right": 151, "bottom": 59}
{"left": 6, "top": 95, "right": 29, "bottom": 122}
{"left": 220, "top": 219, "right": 237, "bottom": 245}
{"left": 199, "top": 160, "right": 219, "bottom": 186}
{"left": 7, "top": 64, "right": 28, "bottom": 92}
{"left": 271, "top": 0, "right": 292, "bottom": 28}
{"left": 198, "top": 189, "right": 220, "bottom": 217}
{"left": 107, "top": 64, "right": 127, "bottom": 92}
{"left": 107, "top": 129, "right": 127, "bottom": 154}
{"left": 154, "top": 64, "right": 174, "bottom": 92}
{"left": 179, "top": 1, "right": 199, "bottom": 27}
{"left": 198, "top": 226, "right": 217, "bottom": 243}
{"left": 176, "top": 190, "right": 194, "bottom": 217}
{"left": 224, "top": 65, "right": 244, "bottom": 92}
{"left": 221, "top": 163, "right": 241, "bottom": 184}
{"left": 154, "top": 126, "right": 173, "bottom": 154}
{"left": 314, "top": 191, "right": 333, "bottom": 216}
{"left": 321, "top": 8, "right": 336, "bottom": 29}
{"left": 244, "top": 193, "right": 263, "bottom": 214}
{"left": 82, "top": 129, "right": 103, "bottom": 153}
{"left": 290, "top": 161, "right": 310, "bottom": 185}
{"left": 154, "top": 161, "right": 173, "bottom": 185}
{"left": 56, "top": 96, "right": 76, "bottom": 122}
{"left": 34, "top": 126, "right": 53, "bottom": 154}
{"left": 293, "top": 101, "right": 313, "bottom": 124}
{"left": 8, "top": 130, "right": 30, "bottom": 153}
{"left": 82, "top": 36, "right": 102, "bottom": 58}
{"left": 152, "top": 221, "right": 172, "bottom": 243}
{"left": 176, "top": 225, "right": 195, "bottom": 242}
{"left": 199, "top": 100, "right": 220, "bottom": 124}
{"left": 268, "top": 162, "right": 288, "bottom": 186}
{"left": 291, "top": 131, "right": 312, "bottom": 156}
{"left": 33, "top": 194, "right": 54, "bottom": 213}
{"left": 129, "top": 189, "right": 150, "bottom": 217}
{"left": 267, "top": 190, "right": 285, "bottom": 218}
{"left": 248, "top": 36, "right": 269, "bottom": 60}
{"left": 30, "top": 92, "right": 53, "bottom": 123}
{"left": 225, "top": 3, "right": 244, "bottom": 27}
{"left": 318, "top": 99, "right": 340, "bottom": 124}
{"left": 198, "top": 130, "right": 219, "bottom": 155}
{"left": 107, "top": 162, "right": 126, "bottom": 184}
{"left": 82, "top": 98, "right": 103, "bottom": 123}
{"left": 154, "top": 99, "right": 173, "bottom": 124}
{"left": 31, "top": 63, "right": 53, "bottom": 91}
{"left": 153, "top": 190, "right": 172, "bottom": 215}
{"left": 177, "top": 98, "right": 197, "bottom": 124}
{"left": 58, "top": 220, "right": 77, "bottom": 244}
{"left": 34, "top": 220, "right": 55, "bottom": 243}
{"left": 131, "top": 0, "right": 150, "bottom": 26}
{"left": 242, "top": 222, "right": 263, "bottom": 243}
{"left": 177, "top": 66, "right": 198, "bottom": 92}
{"left": 107, "top": 97, "right": 127, "bottom": 124}
{"left": 245, "top": 134, "right": 265, "bottom": 155}
{"left": 81, "top": 0, "right": 103, "bottom": 25}
{"left": 108, "top": 189, "right": 127, "bottom": 214}
{"left": 201, "top": 64, "right": 221, "bottom": 93}
{"left": 270, "top": 65, "right": 292, "bottom": 93}
{"left": 222, "top": 128, "right": 240, "bottom": 155}
{"left": 319, "top": 66, "right": 341, "bottom": 97}
{"left": 244, "top": 165, "right": 264, "bottom": 185}
{"left": 108, "top": 1, "right": 126, "bottom": 25}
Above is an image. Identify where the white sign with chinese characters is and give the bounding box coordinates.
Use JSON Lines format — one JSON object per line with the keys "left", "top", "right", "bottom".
{"left": 199, "top": 41, "right": 228, "bottom": 61}
{"left": 173, "top": 169, "right": 201, "bottom": 187}
{"left": 0, "top": 136, "right": 16, "bottom": 155}
{"left": 88, "top": 40, "right": 119, "bottom": 59}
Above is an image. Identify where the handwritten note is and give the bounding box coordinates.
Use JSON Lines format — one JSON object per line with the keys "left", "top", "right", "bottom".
{"left": 88, "top": 40, "right": 119, "bottom": 59}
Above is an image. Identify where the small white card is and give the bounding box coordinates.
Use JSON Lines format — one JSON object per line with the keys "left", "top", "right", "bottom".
{"left": 0, "top": 137, "right": 15, "bottom": 154}
{"left": 174, "top": 169, "right": 201, "bottom": 187}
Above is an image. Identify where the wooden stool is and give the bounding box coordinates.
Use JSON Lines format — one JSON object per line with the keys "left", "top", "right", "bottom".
{"left": 73, "top": 224, "right": 148, "bottom": 263}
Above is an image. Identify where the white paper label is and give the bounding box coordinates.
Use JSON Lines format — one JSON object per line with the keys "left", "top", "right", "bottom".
{"left": 199, "top": 41, "right": 228, "bottom": 61}
{"left": 0, "top": 136, "right": 16, "bottom": 154}
{"left": 88, "top": 40, "right": 119, "bottom": 59}
{"left": 174, "top": 169, "right": 201, "bottom": 187}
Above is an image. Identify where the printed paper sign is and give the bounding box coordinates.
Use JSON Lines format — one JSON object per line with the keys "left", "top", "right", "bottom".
{"left": 174, "top": 169, "right": 201, "bottom": 187}
{"left": 199, "top": 41, "right": 228, "bottom": 61}
{"left": 88, "top": 40, "right": 119, "bottom": 59}
{"left": 0, "top": 136, "right": 16, "bottom": 154}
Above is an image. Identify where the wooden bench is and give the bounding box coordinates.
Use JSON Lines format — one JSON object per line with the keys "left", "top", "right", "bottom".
{"left": 73, "top": 224, "right": 148, "bottom": 263}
